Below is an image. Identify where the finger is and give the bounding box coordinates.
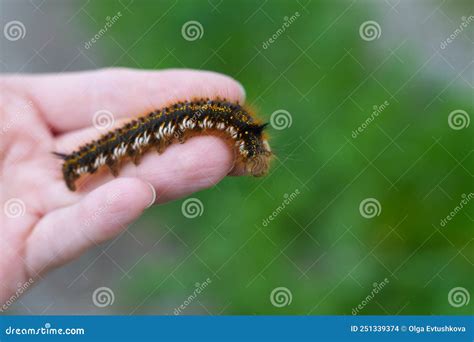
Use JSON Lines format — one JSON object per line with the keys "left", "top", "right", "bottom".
{"left": 6, "top": 68, "right": 246, "bottom": 133}
{"left": 67, "top": 135, "right": 234, "bottom": 199}
{"left": 54, "top": 116, "right": 140, "bottom": 153}
{"left": 25, "top": 177, "right": 156, "bottom": 276}
{"left": 44, "top": 135, "right": 235, "bottom": 214}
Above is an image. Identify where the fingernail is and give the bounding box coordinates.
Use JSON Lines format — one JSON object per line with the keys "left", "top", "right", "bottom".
{"left": 145, "top": 182, "right": 156, "bottom": 208}
{"left": 237, "top": 81, "right": 246, "bottom": 102}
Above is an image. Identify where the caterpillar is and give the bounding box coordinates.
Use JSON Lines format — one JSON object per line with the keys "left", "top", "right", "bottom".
{"left": 54, "top": 98, "right": 272, "bottom": 191}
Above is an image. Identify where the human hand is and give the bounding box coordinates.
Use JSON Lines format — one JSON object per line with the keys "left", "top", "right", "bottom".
{"left": 0, "top": 68, "right": 245, "bottom": 305}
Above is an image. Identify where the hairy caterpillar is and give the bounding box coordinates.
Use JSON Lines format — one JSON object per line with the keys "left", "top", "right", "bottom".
{"left": 54, "top": 98, "right": 272, "bottom": 191}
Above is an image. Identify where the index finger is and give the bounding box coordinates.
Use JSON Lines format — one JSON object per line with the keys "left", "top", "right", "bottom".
{"left": 5, "top": 68, "right": 246, "bottom": 133}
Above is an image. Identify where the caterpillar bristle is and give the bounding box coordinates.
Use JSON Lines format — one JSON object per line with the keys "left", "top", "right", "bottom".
{"left": 51, "top": 151, "right": 68, "bottom": 159}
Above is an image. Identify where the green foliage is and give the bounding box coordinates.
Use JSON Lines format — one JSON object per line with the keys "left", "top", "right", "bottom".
{"left": 87, "top": 0, "right": 473, "bottom": 314}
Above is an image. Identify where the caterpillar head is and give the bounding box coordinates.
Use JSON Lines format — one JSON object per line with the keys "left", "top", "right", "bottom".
{"left": 245, "top": 123, "right": 272, "bottom": 177}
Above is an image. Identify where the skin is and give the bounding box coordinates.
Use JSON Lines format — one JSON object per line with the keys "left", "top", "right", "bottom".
{"left": 0, "top": 68, "right": 245, "bottom": 305}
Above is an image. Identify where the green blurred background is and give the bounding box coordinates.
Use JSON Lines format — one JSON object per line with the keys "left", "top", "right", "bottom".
{"left": 3, "top": 0, "right": 472, "bottom": 315}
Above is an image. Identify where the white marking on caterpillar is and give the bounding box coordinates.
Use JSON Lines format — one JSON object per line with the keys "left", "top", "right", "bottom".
{"left": 93, "top": 154, "right": 107, "bottom": 168}
{"left": 237, "top": 140, "right": 248, "bottom": 156}
{"left": 226, "top": 126, "right": 238, "bottom": 138}
{"left": 163, "top": 122, "right": 173, "bottom": 136}
{"left": 132, "top": 135, "right": 143, "bottom": 150}
{"left": 143, "top": 131, "right": 151, "bottom": 144}
{"left": 113, "top": 143, "right": 127, "bottom": 159}
{"left": 179, "top": 117, "right": 196, "bottom": 130}
{"left": 76, "top": 166, "right": 89, "bottom": 175}
{"left": 202, "top": 117, "right": 214, "bottom": 129}
{"left": 155, "top": 123, "right": 166, "bottom": 140}
{"left": 132, "top": 132, "right": 151, "bottom": 150}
